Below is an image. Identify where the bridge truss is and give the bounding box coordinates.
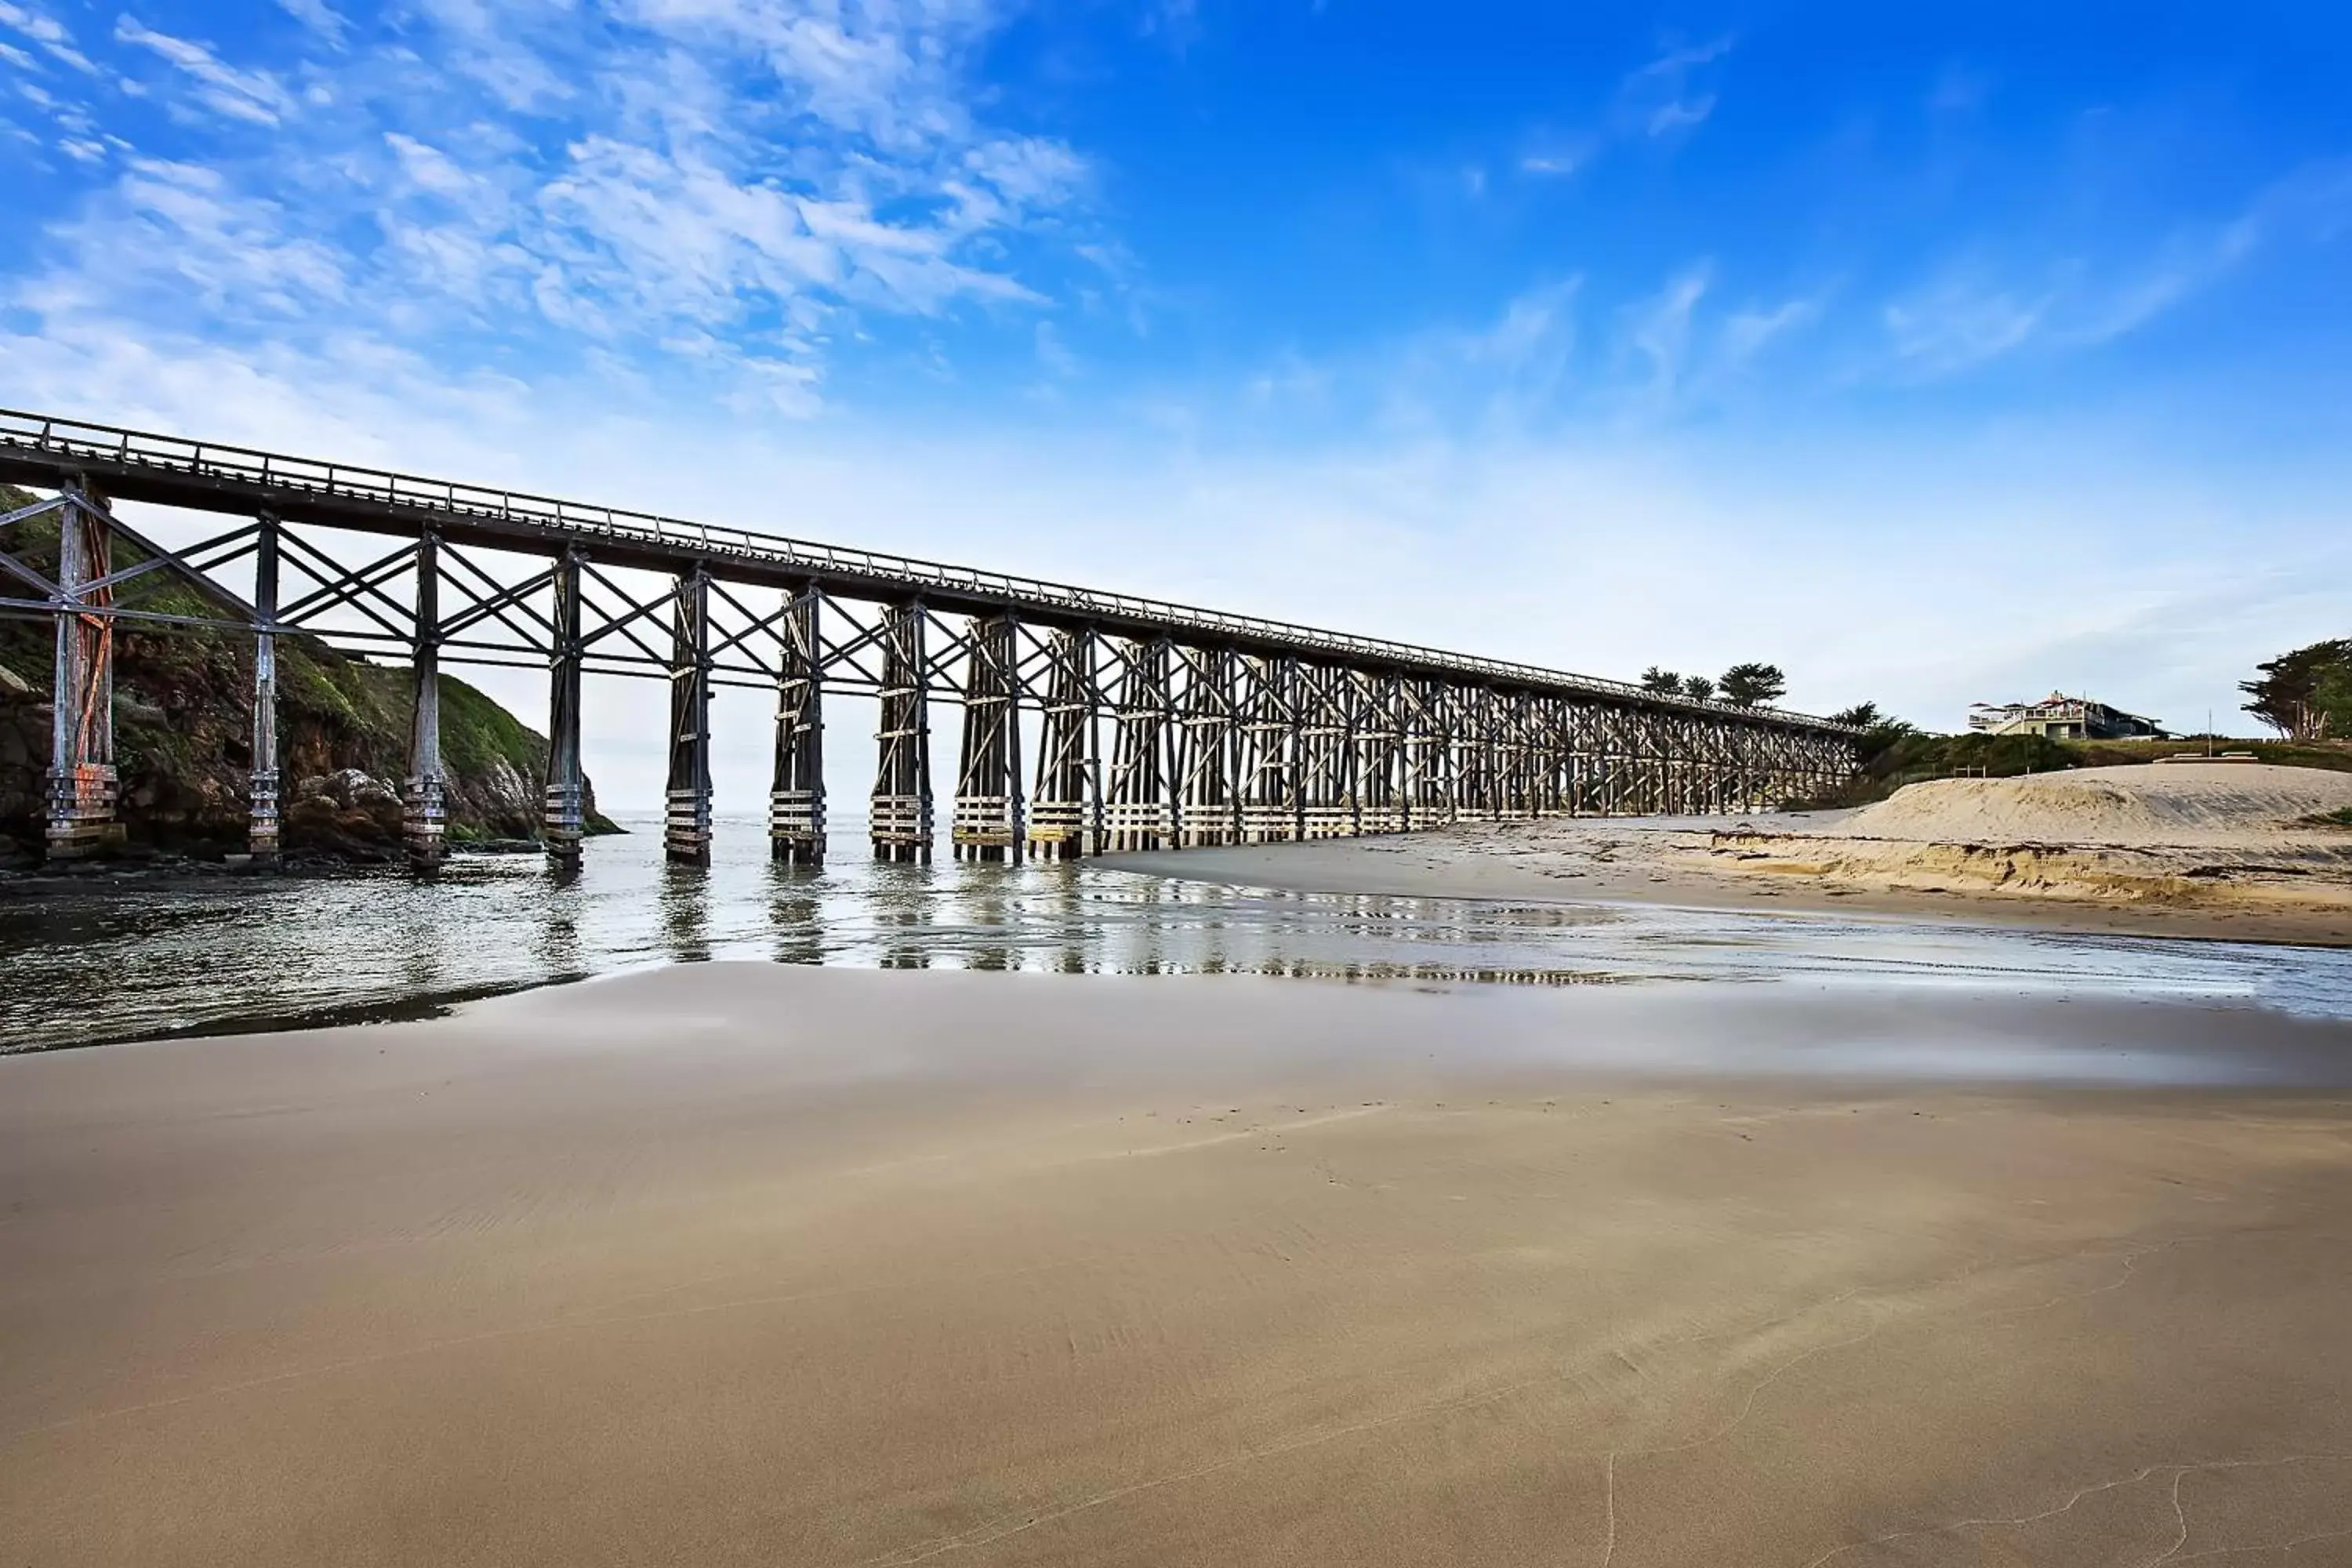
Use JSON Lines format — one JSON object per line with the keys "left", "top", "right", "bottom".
{"left": 0, "top": 411, "right": 1858, "bottom": 869}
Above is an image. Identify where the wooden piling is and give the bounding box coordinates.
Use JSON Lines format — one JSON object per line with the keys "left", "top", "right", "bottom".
{"left": 1174, "top": 644, "right": 1237, "bottom": 848}
{"left": 1236, "top": 655, "right": 1298, "bottom": 843}
{"left": 1026, "top": 628, "right": 1094, "bottom": 861}
{"left": 45, "top": 481, "right": 121, "bottom": 861}
{"left": 769, "top": 587, "right": 826, "bottom": 865}
{"left": 952, "top": 613, "right": 1023, "bottom": 862}
{"left": 545, "top": 545, "right": 586, "bottom": 866}
{"left": 249, "top": 511, "right": 280, "bottom": 865}
{"left": 404, "top": 530, "right": 446, "bottom": 870}
{"left": 665, "top": 566, "right": 713, "bottom": 866}
{"left": 1105, "top": 637, "right": 1173, "bottom": 852}
{"left": 869, "top": 601, "right": 931, "bottom": 862}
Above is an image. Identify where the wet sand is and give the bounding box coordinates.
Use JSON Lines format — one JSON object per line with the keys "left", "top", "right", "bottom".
{"left": 7, "top": 964, "right": 2352, "bottom": 1566}
{"left": 1106, "top": 814, "right": 2352, "bottom": 946}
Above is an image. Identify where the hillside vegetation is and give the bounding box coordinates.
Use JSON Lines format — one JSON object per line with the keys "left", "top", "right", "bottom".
{"left": 0, "top": 489, "right": 614, "bottom": 861}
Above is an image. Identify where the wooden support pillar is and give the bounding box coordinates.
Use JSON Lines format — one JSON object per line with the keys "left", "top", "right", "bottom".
{"left": 1236, "top": 655, "right": 1297, "bottom": 843}
{"left": 1356, "top": 672, "right": 1403, "bottom": 835}
{"left": 1297, "top": 662, "right": 1352, "bottom": 840}
{"left": 1174, "top": 644, "right": 1236, "bottom": 848}
{"left": 544, "top": 545, "right": 586, "bottom": 866}
{"left": 1439, "top": 685, "right": 1470, "bottom": 822}
{"left": 1478, "top": 688, "right": 1504, "bottom": 819}
{"left": 1402, "top": 678, "right": 1449, "bottom": 829}
{"left": 248, "top": 511, "right": 280, "bottom": 864}
{"left": 1538, "top": 699, "right": 1568, "bottom": 817}
{"left": 404, "top": 529, "right": 445, "bottom": 869}
{"left": 1298, "top": 658, "right": 1317, "bottom": 841}
{"left": 665, "top": 565, "right": 713, "bottom": 866}
{"left": 871, "top": 601, "right": 932, "bottom": 862}
{"left": 1497, "top": 691, "right": 1530, "bottom": 821}
{"left": 1104, "top": 637, "right": 1172, "bottom": 851}
{"left": 46, "top": 481, "right": 122, "bottom": 860}
{"left": 952, "top": 613, "right": 1023, "bottom": 862}
{"left": 769, "top": 587, "right": 825, "bottom": 865}
{"left": 1446, "top": 687, "right": 1476, "bottom": 822}
{"left": 1026, "top": 627, "right": 1094, "bottom": 861}
{"left": 1163, "top": 643, "right": 1185, "bottom": 851}
{"left": 1611, "top": 709, "right": 1637, "bottom": 815}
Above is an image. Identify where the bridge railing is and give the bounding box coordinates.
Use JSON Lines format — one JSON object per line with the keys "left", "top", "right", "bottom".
{"left": 0, "top": 408, "right": 1854, "bottom": 733}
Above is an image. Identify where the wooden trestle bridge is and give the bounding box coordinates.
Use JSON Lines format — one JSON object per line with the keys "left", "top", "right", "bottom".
{"left": 0, "top": 410, "right": 1860, "bottom": 869}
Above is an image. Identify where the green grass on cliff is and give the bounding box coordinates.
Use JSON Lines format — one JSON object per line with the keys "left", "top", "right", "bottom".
{"left": 429, "top": 666, "right": 545, "bottom": 779}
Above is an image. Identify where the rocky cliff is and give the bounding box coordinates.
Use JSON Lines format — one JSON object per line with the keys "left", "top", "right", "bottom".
{"left": 0, "top": 488, "right": 615, "bottom": 863}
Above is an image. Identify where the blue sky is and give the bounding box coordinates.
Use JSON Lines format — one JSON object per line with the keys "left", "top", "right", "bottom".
{"left": 2, "top": 0, "right": 2348, "bottom": 805}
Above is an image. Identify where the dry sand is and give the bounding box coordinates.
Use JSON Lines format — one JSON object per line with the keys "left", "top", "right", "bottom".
{"left": 1109, "top": 764, "right": 2352, "bottom": 944}
{"left": 1836, "top": 762, "right": 2352, "bottom": 845}
{"left": 8, "top": 963, "right": 2352, "bottom": 1566}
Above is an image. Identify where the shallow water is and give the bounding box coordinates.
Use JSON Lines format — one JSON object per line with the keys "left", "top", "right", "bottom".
{"left": 9, "top": 814, "right": 2352, "bottom": 1051}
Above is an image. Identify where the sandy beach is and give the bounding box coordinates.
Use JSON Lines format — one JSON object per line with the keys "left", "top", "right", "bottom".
{"left": 7, "top": 962, "right": 2352, "bottom": 1565}
{"left": 1107, "top": 764, "right": 2352, "bottom": 946}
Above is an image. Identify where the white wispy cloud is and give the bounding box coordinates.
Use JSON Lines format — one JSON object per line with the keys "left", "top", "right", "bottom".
{"left": 113, "top": 16, "right": 295, "bottom": 126}
{"left": 1517, "top": 147, "right": 1587, "bottom": 178}
{"left": 1645, "top": 94, "right": 1715, "bottom": 136}
{"left": 1624, "top": 264, "right": 1710, "bottom": 396}
{"left": 1509, "top": 35, "right": 1730, "bottom": 188}
{"left": 1394, "top": 277, "right": 1584, "bottom": 430}
{"left": 274, "top": 0, "right": 347, "bottom": 45}
{"left": 1882, "top": 274, "right": 2049, "bottom": 376}
{"left": 25, "top": 157, "right": 354, "bottom": 319}
{"left": 1619, "top": 35, "right": 1731, "bottom": 139}
{"left": 1230, "top": 261, "right": 1832, "bottom": 442}
{"left": 1719, "top": 295, "right": 1821, "bottom": 364}
{"left": 7, "top": 0, "right": 1097, "bottom": 417}
{"left": 1882, "top": 160, "right": 2352, "bottom": 378}
{"left": 0, "top": 0, "right": 95, "bottom": 72}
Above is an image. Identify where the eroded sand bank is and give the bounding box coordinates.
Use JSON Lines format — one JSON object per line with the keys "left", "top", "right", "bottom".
{"left": 6, "top": 964, "right": 2352, "bottom": 1566}
{"left": 1107, "top": 764, "right": 2352, "bottom": 945}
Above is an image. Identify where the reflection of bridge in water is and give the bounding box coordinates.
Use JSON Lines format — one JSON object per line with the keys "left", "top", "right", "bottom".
{"left": 1, "top": 410, "right": 1858, "bottom": 870}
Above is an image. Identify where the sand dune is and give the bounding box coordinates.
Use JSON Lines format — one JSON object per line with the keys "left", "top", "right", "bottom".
{"left": 1700, "top": 764, "right": 2352, "bottom": 929}
{"left": 1838, "top": 762, "right": 2352, "bottom": 846}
